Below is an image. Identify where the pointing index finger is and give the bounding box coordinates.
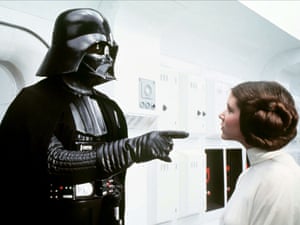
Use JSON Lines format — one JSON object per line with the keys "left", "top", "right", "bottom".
{"left": 160, "top": 130, "right": 189, "bottom": 139}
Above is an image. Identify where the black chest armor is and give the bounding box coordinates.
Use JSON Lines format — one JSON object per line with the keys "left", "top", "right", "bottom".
{"left": 69, "top": 94, "right": 108, "bottom": 151}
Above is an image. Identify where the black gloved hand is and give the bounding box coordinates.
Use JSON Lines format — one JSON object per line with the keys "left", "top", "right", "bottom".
{"left": 126, "top": 130, "right": 189, "bottom": 163}
{"left": 95, "top": 130, "right": 188, "bottom": 177}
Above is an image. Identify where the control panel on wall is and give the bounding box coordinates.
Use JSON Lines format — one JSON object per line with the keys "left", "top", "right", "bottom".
{"left": 139, "top": 77, "right": 156, "bottom": 111}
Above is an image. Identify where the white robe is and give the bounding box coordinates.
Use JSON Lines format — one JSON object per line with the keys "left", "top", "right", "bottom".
{"left": 220, "top": 147, "right": 300, "bottom": 225}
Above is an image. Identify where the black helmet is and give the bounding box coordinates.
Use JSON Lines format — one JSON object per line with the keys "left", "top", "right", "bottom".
{"left": 36, "top": 8, "right": 118, "bottom": 84}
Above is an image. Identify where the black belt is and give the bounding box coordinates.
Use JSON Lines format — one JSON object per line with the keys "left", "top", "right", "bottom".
{"left": 49, "top": 178, "right": 120, "bottom": 200}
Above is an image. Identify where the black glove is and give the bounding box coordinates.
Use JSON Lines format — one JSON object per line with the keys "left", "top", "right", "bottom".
{"left": 126, "top": 130, "right": 189, "bottom": 163}
{"left": 96, "top": 130, "right": 189, "bottom": 176}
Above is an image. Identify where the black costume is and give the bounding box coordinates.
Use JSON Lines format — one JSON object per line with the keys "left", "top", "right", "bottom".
{"left": 0, "top": 77, "right": 128, "bottom": 224}
{"left": 0, "top": 8, "right": 188, "bottom": 225}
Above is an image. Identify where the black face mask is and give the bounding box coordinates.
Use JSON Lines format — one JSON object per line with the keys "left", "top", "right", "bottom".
{"left": 79, "top": 43, "right": 117, "bottom": 85}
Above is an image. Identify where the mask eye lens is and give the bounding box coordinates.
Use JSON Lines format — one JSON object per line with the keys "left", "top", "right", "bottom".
{"left": 104, "top": 46, "right": 109, "bottom": 55}
{"left": 96, "top": 43, "right": 100, "bottom": 51}
{"left": 96, "top": 43, "right": 103, "bottom": 54}
{"left": 93, "top": 42, "right": 110, "bottom": 56}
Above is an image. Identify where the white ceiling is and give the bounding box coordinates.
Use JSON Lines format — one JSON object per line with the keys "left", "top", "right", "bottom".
{"left": 122, "top": 0, "right": 300, "bottom": 80}
{"left": 1, "top": 0, "right": 300, "bottom": 82}
{"left": 240, "top": 1, "right": 300, "bottom": 40}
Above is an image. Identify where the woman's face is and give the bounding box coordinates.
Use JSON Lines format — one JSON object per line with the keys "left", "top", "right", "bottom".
{"left": 219, "top": 92, "right": 244, "bottom": 143}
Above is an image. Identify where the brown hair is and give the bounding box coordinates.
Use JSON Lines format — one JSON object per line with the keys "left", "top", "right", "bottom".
{"left": 231, "top": 81, "right": 298, "bottom": 151}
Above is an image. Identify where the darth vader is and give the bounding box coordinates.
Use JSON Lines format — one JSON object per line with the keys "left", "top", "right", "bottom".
{"left": 0, "top": 8, "right": 188, "bottom": 225}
